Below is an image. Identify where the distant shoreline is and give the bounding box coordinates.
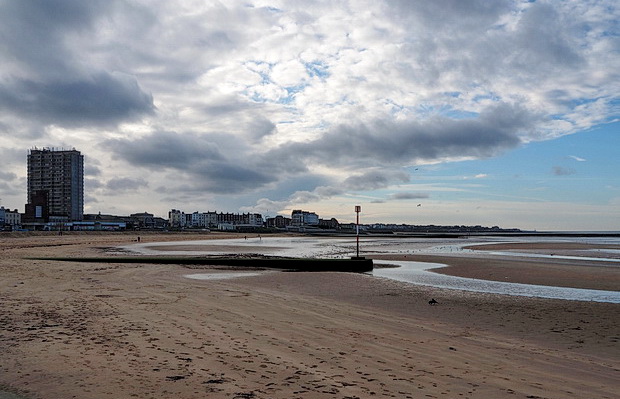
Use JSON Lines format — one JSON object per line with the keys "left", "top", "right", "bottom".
{"left": 2, "top": 229, "right": 620, "bottom": 237}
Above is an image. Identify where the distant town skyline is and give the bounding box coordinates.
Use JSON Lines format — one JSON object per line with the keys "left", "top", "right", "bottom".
{"left": 0, "top": 1, "right": 618, "bottom": 231}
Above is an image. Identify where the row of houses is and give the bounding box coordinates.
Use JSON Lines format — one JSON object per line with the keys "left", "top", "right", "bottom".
{"left": 0, "top": 208, "right": 168, "bottom": 231}
{"left": 1, "top": 204, "right": 340, "bottom": 233}
{"left": 168, "top": 209, "right": 264, "bottom": 230}
{"left": 169, "top": 209, "right": 341, "bottom": 232}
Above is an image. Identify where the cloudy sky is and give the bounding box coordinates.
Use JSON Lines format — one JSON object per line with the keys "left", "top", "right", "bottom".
{"left": 1, "top": 0, "right": 619, "bottom": 231}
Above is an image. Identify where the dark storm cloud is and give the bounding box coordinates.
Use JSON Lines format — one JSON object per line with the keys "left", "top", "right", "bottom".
{"left": 391, "top": 0, "right": 511, "bottom": 32}
{"left": 0, "top": 0, "right": 154, "bottom": 128}
{"left": 0, "top": 147, "right": 26, "bottom": 165}
{"left": 343, "top": 170, "right": 410, "bottom": 191}
{"left": 0, "top": 0, "right": 111, "bottom": 75}
{"left": 387, "top": 0, "right": 586, "bottom": 91}
{"left": 0, "top": 73, "right": 154, "bottom": 126}
{"left": 514, "top": 2, "right": 584, "bottom": 69}
{"left": 84, "top": 194, "right": 99, "bottom": 204}
{"left": 84, "top": 164, "right": 102, "bottom": 177}
{"left": 106, "top": 177, "right": 148, "bottom": 192}
{"left": 263, "top": 103, "right": 529, "bottom": 169}
{"left": 0, "top": 171, "right": 17, "bottom": 181}
{"left": 390, "top": 192, "right": 429, "bottom": 200}
{"left": 105, "top": 131, "right": 277, "bottom": 194}
{"left": 246, "top": 117, "right": 277, "bottom": 142}
{"left": 85, "top": 178, "right": 104, "bottom": 190}
{"left": 190, "top": 163, "right": 276, "bottom": 194}
{"left": 105, "top": 131, "right": 224, "bottom": 168}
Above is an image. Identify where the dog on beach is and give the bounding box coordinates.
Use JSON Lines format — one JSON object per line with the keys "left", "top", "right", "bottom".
{"left": 428, "top": 298, "right": 438, "bottom": 305}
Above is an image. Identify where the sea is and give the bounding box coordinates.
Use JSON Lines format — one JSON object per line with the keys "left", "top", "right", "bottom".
{"left": 123, "top": 234, "right": 620, "bottom": 304}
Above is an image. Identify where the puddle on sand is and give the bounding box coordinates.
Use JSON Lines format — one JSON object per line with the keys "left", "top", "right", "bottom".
{"left": 185, "top": 272, "right": 265, "bottom": 280}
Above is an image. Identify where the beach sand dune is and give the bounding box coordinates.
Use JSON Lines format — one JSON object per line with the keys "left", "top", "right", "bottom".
{"left": 1, "top": 233, "right": 618, "bottom": 398}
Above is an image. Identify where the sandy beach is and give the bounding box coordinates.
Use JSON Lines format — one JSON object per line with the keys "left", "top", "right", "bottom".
{"left": 1, "top": 233, "right": 619, "bottom": 399}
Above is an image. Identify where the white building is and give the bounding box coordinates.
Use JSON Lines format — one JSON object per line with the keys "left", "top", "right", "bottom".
{"left": 6, "top": 209, "right": 21, "bottom": 228}
{"left": 204, "top": 212, "right": 218, "bottom": 227}
{"left": 168, "top": 209, "right": 185, "bottom": 228}
{"left": 291, "top": 210, "right": 319, "bottom": 226}
{"left": 1, "top": 207, "right": 21, "bottom": 229}
{"left": 190, "top": 211, "right": 206, "bottom": 228}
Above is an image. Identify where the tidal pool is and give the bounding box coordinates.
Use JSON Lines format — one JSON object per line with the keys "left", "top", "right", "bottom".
{"left": 122, "top": 235, "right": 620, "bottom": 303}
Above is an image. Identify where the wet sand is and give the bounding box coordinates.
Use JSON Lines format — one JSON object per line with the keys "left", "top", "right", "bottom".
{"left": 1, "top": 233, "right": 619, "bottom": 398}
{"left": 144, "top": 244, "right": 286, "bottom": 254}
{"left": 370, "top": 250, "right": 620, "bottom": 291}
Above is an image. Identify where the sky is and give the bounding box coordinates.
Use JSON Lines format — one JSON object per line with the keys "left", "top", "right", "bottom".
{"left": 0, "top": 0, "right": 619, "bottom": 231}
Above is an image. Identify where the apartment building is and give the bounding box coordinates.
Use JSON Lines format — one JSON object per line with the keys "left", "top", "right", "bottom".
{"left": 291, "top": 209, "right": 319, "bottom": 226}
{"left": 27, "top": 148, "right": 84, "bottom": 221}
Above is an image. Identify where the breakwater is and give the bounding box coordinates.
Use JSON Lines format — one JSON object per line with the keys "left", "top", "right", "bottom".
{"left": 32, "top": 256, "right": 374, "bottom": 273}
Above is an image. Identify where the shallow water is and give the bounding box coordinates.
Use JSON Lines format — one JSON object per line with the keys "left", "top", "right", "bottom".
{"left": 123, "top": 236, "right": 620, "bottom": 303}
{"left": 373, "top": 260, "right": 620, "bottom": 303}
{"left": 185, "top": 272, "right": 266, "bottom": 280}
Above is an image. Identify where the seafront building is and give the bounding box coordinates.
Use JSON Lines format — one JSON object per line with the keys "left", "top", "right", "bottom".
{"left": 168, "top": 209, "right": 264, "bottom": 230}
{"left": 0, "top": 206, "right": 20, "bottom": 230}
{"left": 3, "top": 208, "right": 21, "bottom": 229}
{"left": 291, "top": 210, "right": 319, "bottom": 226}
{"left": 26, "top": 148, "right": 84, "bottom": 222}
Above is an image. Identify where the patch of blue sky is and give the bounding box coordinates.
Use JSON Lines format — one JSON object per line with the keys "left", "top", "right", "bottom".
{"left": 598, "top": 23, "right": 619, "bottom": 37}
{"left": 419, "top": 121, "right": 620, "bottom": 205}
{"left": 607, "top": 98, "right": 620, "bottom": 116}
{"left": 472, "top": 93, "right": 500, "bottom": 103}
{"left": 245, "top": 4, "right": 282, "bottom": 13}
{"left": 277, "top": 84, "right": 308, "bottom": 105}
{"left": 243, "top": 60, "right": 272, "bottom": 84}
{"left": 567, "top": 97, "right": 599, "bottom": 107}
{"left": 304, "top": 61, "right": 329, "bottom": 79}
{"left": 415, "top": 103, "right": 478, "bottom": 119}
{"left": 443, "top": 109, "right": 479, "bottom": 120}
{"left": 383, "top": 99, "right": 405, "bottom": 115}
{"left": 246, "top": 90, "right": 268, "bottom": 103}
{"left": 265, "top": 6, "right": 283, "bottom": 13}
{"left": 308, "top": 120, "right": 331, "bottom": 130}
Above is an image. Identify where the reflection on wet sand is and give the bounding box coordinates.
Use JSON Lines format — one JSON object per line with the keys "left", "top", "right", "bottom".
{"left": 128, "top": 235, "right": 620, "bottom": 302}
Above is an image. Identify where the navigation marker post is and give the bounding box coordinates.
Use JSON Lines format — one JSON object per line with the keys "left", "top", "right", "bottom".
{"left": 354, "top": 205, "right": 362, "bottom": 259}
